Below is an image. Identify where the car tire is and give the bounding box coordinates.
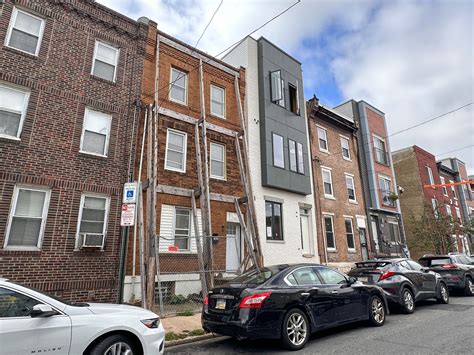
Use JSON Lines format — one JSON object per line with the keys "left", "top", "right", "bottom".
{"left": 437, "top": 282, "right": 449, "bottom": 304}
{"left": 464, "top": 277, "right": 473, "bottom": 296}
{"left": 367, "top": 295, "right": 385, "bottom": 327}
{"left": 400, "top": 287, "right": 415, "bottom": 314}
{"left": 89, "top": 334, "right": 137, "bottom": 355}
{"left": 281, "top": 308, "right": 310, "bottom": 351}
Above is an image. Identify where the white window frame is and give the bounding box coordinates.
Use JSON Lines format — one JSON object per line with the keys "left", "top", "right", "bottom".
{"left": 79, "top": 107, "right": 112, "bottom": 157}
{"left": 5, "top": 7, "right": 45, "bottom": 56}
{"left": 164, "top": 128, "right": 187, "bottom": 173}
{"left": 4, "top": 185, "right": 51, "bottom": 251}
{"left": 431, "top": 198, "right": 439, "bottom": 218}
{"left": 373, "top": 135, "right": 389, "bottom": 165}
{"left": 440, "top": 176, "right": 448, "bottom": 196}
{"left": 270, "top": 70, "right": 284, "bottom": 107}
{"left": 426, "top": 166, "right": 435, "bottom": 187}
{"left": 169, "top": 67, "right": 188, "bottom": 105}
{"left": 75, "top": 193, "right": 110, "bottom": 250}
{"left": 209, "top": 142, "right": 226, "bottom": 180}
{"left": 173, "top": 207, "right": 192, "bottom": 251}
{"left": 317, "top": 126, "right": 329, "bottom": 153}
{"left": 345, "top": 174, "right": 357, "bottom": 202}
{"left": 321, "top": 167, "right": 334, "bottom": 199}
{"left": 91, "top": 41, "right": 119, "bottom": 82}
{"left": 0, "top": 83, "right": 30, "bottom": 140}
{"left": 210, "top": 84, "right": 226, "bottom": 119}
{"left": 340, "top": 136, "right": 351, "bottom": 160}
{"left": 344, "top": 217, "right": 356, "bottom": 251}
{"left": 450, "top": 180, "right": 457, "bottom": 199}
{"left": 446, "top": 205, "right": 452, "bottom": 218}
{"left": 323, "top": 214, "right": 336, "bottom": 251}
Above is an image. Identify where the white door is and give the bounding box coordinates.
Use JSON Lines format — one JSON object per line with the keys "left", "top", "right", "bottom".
{"left": 226, "top": 223, "right": 241, "bottom": 272}
{"left": 371, "top": 220, "right": 380, "bottom": 253}
{"left": 300, "top": 209, "right": 311, "bottom": 255}
{"left": 0, "top": 287, "right": 71, "bottom": 355}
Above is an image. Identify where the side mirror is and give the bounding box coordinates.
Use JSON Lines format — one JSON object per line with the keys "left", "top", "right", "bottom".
{"left": 31, "top": 304, "right": 57, "bottom": 318}
{"left": 348, "top": 277, "right": 357, "bottom": 285}
{"left": 421, "top": 267, "right": 429, "bottom": 273}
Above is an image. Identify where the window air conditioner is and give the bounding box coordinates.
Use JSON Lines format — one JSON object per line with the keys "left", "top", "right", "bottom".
{"left": 81, "top": 233, "right": 105, "bottom": 248}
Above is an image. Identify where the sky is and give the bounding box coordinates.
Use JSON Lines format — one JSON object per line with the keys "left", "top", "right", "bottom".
{"left": 98, "top": 0, "right": 474, "bottom": 174}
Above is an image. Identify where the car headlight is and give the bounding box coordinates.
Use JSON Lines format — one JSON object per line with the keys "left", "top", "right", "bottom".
{"left": 140, "top": 317, "right": 161, "bottom": 329}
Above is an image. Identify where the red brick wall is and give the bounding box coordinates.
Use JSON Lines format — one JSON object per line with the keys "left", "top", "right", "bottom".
{"left": 0, "top": 0, "right": 147, "bottom": 302}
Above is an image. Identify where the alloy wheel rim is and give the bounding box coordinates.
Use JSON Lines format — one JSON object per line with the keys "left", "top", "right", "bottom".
{"left": 441, "top": 284, "right": 448, "bottom": 301}
{"left": 371, "top": 298, "right": 384, "bottom": 323}
{"left": 287, "top": 313, "right": 307, "bottom": 346}
{"left": 104, "top": 342, "right": 133, "bottom": 355}
{"left": 468, "top": 279, "right": 474, "bottom": 293}
{"left": 404, "top": 290, "right": 414, "bottom": 310}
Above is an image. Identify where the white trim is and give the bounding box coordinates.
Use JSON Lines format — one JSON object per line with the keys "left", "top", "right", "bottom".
{"left": 0, "top": 83, "right": 30, "bottom": 139}
{"left": 91, "top": 41, "right": 119, "bottom": 83}
{"left": 344, "top": 217, "right": 356, "bottom": 251}
{"left": 449, "top": 180, "right": 458, "bottom": 199}
{"left": 169, "top": 67, "right": 188, "bottom": 105}
{"left": 209, "top": 141, "right": 226, "bottom": 180}
{"left": 440, "top": 176, "right": 448, "bottom": 196}
{"left": 210, "top": 84, "right": 226, "bottom": 119}
{"left": 75, "top": 193, "right": 110, "bottom": 250}
{"left": 164, "top": 128, "right": 187, "bottom": 173}
{"left": 4, "top": 185, "right": 51, "bottom": 250}
{"left": 173, "top": 206, "right": 192, "bottom": 252}
{"left": 79, "top": 107, "right": 112, "bottom": 157}
{"left": 321, "top": 167, "right": 334, "bottom": 199}
{"left": 322, "top": 212, "right": 335, "bottom": 216}
{"left": 426, "top": 166, "right": 435, "bottom": 188}
{"left": 323, "top": 214, "right": 336, "bottom": 250}
{"left": 317, "top": 125, "right": 329, "bottom": 153}
{"left": 5, "top": 7, "right": 45, "bottom": 57}
{"left": 345, "top": 174, "right": 357, "bottom": 203}
{"left": 340, "top": 136, "right": 351, "bottom": 160}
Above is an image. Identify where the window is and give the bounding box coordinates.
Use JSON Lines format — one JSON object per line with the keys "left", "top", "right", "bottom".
{"left": 288, "top": 83, "right": 299, "bottom": 115}
{"left": 388, "top": 221, "right": 400, "bottom": 242}
{"left": 324, "top": 215, "right": 335, "bottom": 249}
{"left": 322, "top": 168, "right": 333, "bottom": 198}
{"left": 374, "top": 136, "right": 389, "bottom": 165}
{"left": 169, "top": 68, "right": 187, "bottom": 104}
{"left": 91, "top": 41, "right": 119, "bottom": 82}
{"left": 317, "top": 127, "right": 328, "bottom": 152}
{"left": 76, "top": 194, "right": 109, "bottom": 249}
{"left": 288, "top": 140, "right": 304, "bottom": 174}
{"left": 270, "top": 70, "right": 284, "bottom": 107}
{"left": 174, "top": 208, "right": 191, "bottom": 250}
{"left": 286, "top": 267, "right": 321, "bottom": 286}
{"left": 272, "top": 133, "right": 284, "bottom": 168}
{"left": 210, "top": 142, "right": 225, "bottom": 180}
{"left": 210, "top": 85, "right": 225, "bottom": 118}
{"left": 440, "top": 176, "right": 448, "bottom": 196}
{"left": 450, "top": 180, "right": 457, "bottom": 199}
{"left": 265, "top": 201, "right": 283, "bottom": 241}
{"left": 345, "top": 218, "right": 355, "bottom": 250}
{"left": 5, "top": 186, "right": 50, "bottom": 249}
{"left": 426, "top": 166, "right": 434, "bottom": 186}
{"left": 379, "top": 176, "right": 394, "bottom": 207}
{"left": 5, "top": 8, "right": 45, "bottom": 56}
{"left": 165, "top": 129, "right": 187, "bottom": 173}
{"left": 0, "top": 84, "right": 30, "bottom": 139}
{"left": 317, "top": 268, "right": 347, "bottom": 285}
{"left": 340, "top": 137, "right": 350, "bottom": 160}
{"left": 406, "top": 260, "right": 423, "bottom": 271}
{"left": 345, "top": 175, "right": 356, "bottom": 202}
{"left": 431, "top": 198, "right": 439, "bottom": 218}
{"left": 446, "top": 205, "right": 453, "bottom": 219}
{"left": 80, "top": 108, "right": 112, "bottom": 156}
{"left": 0, "top": 287, "right": 41, "bottom": 317}
{"left": 455, "top": 207, "right": 462, "bottom": 222}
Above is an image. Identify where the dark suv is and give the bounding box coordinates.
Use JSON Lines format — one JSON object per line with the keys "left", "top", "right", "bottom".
{"left": 418, "top": 255, "right": 474, "bottom": 296}
{"left": 348, "top": 258, "right": 448, "bottom": 314}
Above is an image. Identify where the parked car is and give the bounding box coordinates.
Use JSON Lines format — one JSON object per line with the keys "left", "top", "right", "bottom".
{"left": 202, "top": 264, "right": 388, "bottom": 351}
{"left": 448, "top": 252, "right": 474, "bottom": 265}
{"left": 348, "top": 258, "right": 449, "bottom": 314}
{"left": 0, "top": 278, "right": 165, "bottom": 355}
{"left": 419, "top": 255, "right": 474, "bottom": 296}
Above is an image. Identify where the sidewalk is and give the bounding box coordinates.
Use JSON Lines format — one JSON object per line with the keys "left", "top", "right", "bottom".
{"left": 162, "top": 313, "right": 218, "bottom": 347}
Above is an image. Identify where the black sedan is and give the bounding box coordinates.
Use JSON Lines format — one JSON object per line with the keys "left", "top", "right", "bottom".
{"left": 348, "top": 258, "right": 449, "bottom": 314}
{"left": 419, "top": 255, "right": 474, "bottom": 296}
{"left": 202, "top": 264, "right": 387, "bottom": 350}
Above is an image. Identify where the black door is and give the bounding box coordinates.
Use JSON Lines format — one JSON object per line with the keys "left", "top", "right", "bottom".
{"left": 407, "top": 260, "right": 437, "bottom": 297}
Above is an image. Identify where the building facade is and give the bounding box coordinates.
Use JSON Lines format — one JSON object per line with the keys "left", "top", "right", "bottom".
{"left": 0, "top": 0, "right": 147, "bottom": 302}
{"left": 307, "top": 98, "right": 370, "bottom": 270}
{"left": 223, "top": 37, "right": 319, "bottom": 265}
{"left": 335, "top": 100, "right": 405, "bottom": 257}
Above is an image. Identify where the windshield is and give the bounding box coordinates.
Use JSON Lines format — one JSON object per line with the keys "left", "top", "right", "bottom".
{"left": 11, "top": 281, "right": 75, "bottom": 306}
{"left": 231, "top": 267, "right": 276, "bottom": 284}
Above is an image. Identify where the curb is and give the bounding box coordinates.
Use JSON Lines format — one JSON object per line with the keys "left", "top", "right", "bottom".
{"left": 165, "top": 333, "right": 222, "bottom": 348}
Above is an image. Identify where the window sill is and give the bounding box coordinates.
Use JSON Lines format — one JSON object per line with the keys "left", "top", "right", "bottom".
{"left": 327, "top": 248, "right": 337, "bottom": 252}
{"left": 210, "top": 113, "right": 226, "bottom": 120}
{"left": 160, "top": 251, "right": 197, "bottom": 255}
{"left": 0, "top": 134, "right": 21, "bottom": 142}
{"left": 169, "top": 97, "right": 188, "bottom": 107}
{"left": 343, "top": 157, "right": 352, "bottom": 162}
{"left": 164, "top": 166, "right": 187, "bottom": 174}
{"left": 90, "top": 74, "right": 117, "bottom": 85}
{"left": 79, "top": 151, "right": 108, "bottom": 159}
{"left": 2, "top": 246, "right": 41, "bottom": 252}
{"left": 266, "top": 239, "right": 285, "bottom": 244}
{"left": 319, "top": 149, "right": 330, "bottom": 154}
{"left": 349, "top": 200, "right": 358, "bottom": 205}
{"left": 3, "top": 45, "right": 39, "bottom": 59}
{"left": 73, "top": 248, "right": 105, "bottom": 252}
{"left": 210, "top": 175, "right": 226, "bottom": 181}
{"left": 348, "top": 249, "right": 357, "bottom": 253}
{"left": 324, "top": 195, "right": 336, "bottom": 200}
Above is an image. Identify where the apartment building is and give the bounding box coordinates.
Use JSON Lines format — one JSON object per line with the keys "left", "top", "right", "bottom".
{"left": 307, "top": 98, "right": 370, "bottom": 269}
{"left": 335, "top": 100, "right": 405, "bottom": 257}
{"left": 0, "top": 0, "right": 147, "bottom": 301}
{"left": 393, "top": 146, "right": 468, "bottom": 257}
{"left": 123, "top": 23, "right": 247, "bottom": 302}
{"left": 223, "top": 37, "right": 319, "bottom": 265}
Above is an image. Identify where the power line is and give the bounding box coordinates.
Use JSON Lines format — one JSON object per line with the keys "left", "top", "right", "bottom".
{"left": 193, "top": 0, "right": 224, "bottom": 50}
{"left": 435, "top": 144, "right": 474, "bottom": 157}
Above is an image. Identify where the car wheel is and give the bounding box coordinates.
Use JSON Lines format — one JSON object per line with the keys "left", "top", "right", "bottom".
{"left": 281, "top": 308, "right": 309, "bottom": 351}
{"left": 464, "top": 277, "right": 473, "bottom": 296}
{"left": 368, "top": 295, "right": 385, "bottom": 326}
{"left": 400, "top": 287, "right": 415, "bottom": 314}
{"left": 89, "top": 334, "right": 136, "bottom": 355}
{"left": 437, "top": 282, "right": 449, "bottom": 304}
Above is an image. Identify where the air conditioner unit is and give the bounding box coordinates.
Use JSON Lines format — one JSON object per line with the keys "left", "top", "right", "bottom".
{"left": 81, "top": 233, "right": 105, "bottom": 248}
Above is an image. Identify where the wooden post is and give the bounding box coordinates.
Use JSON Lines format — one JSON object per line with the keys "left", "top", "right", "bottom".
{"left": 192, "top": 190, "right": 208, "bottom": 296}
{"left": 234, "top": 198, "right": 259, "bottom": 270}
{"left": 138, "top": 185, "right": 147, "bottom": 309}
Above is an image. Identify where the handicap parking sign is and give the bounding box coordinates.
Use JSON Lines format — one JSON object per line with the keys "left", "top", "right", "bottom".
{"left": 123, "top": 182, "right": 137, "bottom": 203}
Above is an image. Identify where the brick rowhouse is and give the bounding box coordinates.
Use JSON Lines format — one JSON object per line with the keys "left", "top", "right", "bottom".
{"left": 123, "top": 24, "right": 246, "bottom": 303}
{"left": 0, "top": 0, "right": 148, "bottom": 302}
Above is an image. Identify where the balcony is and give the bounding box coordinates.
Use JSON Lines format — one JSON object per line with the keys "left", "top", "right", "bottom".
{"left": 374, "top": 147, "right": 390, "bottom": 166}
{"left": 380, "top": 189, "right": 397, "bottom": 207}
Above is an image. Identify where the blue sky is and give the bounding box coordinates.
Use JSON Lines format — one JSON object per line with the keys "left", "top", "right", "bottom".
{"left": 98, "top": 0, "right": 473, "bottom": 173}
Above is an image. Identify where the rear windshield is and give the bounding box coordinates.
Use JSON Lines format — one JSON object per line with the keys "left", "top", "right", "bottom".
{"left": 231, "top": 267, "right": 275, "bottom": 285}
{"left": 355, "top": 262, "right": 392, "bottom": 270}
{"left": 419, "top": 258, "right": 451, "bottom": 266}
{"left": 453, "top": 255, "right": 471, "bottom": 264}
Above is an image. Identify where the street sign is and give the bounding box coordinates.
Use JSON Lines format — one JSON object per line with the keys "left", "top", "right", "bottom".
{"left": 123, "top": 182, "right": 137, "bottom": 204}
{"left": 120, "top": 203, "right": 136, "bottom": 226}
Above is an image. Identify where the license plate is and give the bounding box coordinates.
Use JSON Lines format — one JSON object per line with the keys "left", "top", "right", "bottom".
{"left": 358, "top": 276, "right": 369, "bottom": 283}
{"left": 215, "top": 299, "right": 226, "bottom": 310}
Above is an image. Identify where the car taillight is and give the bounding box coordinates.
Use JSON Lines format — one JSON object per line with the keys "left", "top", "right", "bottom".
{"left": 239, "top": 292, "right": 272, "bottom": 309}
{"left": 442, "top": 264, "right": 457, "bottom": 269}
{"left": 379, "top": 271, "right": 395, "bottom": 281}
{"left": 203, "top": 295, "right": 208, "bottom": 305}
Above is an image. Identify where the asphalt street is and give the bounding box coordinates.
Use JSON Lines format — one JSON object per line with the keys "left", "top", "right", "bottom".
{"left": 167, "top": 295, "right": 474, "bottom": 354}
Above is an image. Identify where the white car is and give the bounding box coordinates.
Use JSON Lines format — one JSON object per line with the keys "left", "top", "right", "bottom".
{"left": 0, "top": 278, "right": 165, "bottom": 355}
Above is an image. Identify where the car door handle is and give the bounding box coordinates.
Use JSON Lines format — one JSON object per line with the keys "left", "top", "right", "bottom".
{"left": 301, "top": 292, "right": 310, "bottom": 296}
{"left": 331, "top": 290, "right": 339, "bottom": 294}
